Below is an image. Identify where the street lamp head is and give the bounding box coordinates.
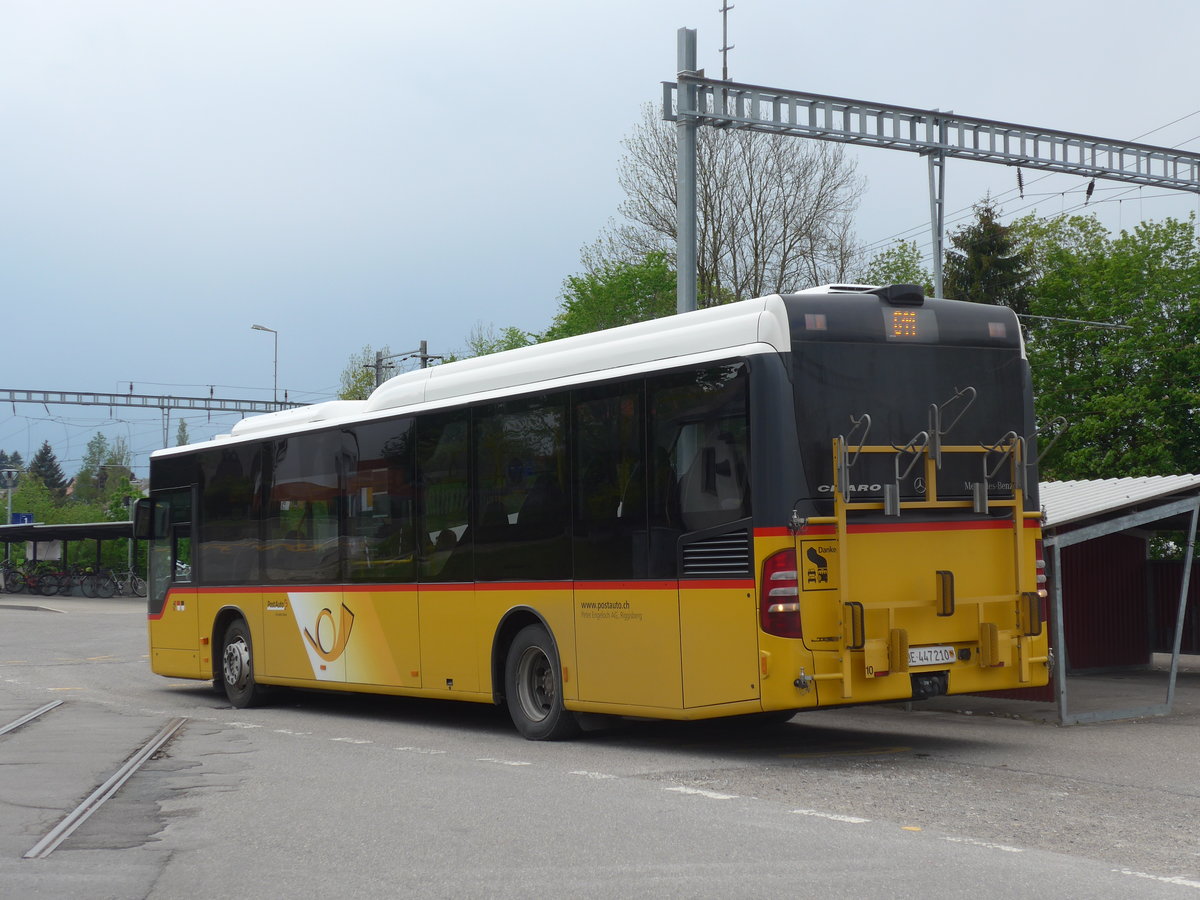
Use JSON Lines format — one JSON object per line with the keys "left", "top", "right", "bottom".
{"left": 251, "top": 324, "right": 276, "bottom": 334}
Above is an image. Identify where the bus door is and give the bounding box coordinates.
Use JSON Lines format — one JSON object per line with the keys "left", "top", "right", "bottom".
{"left": 145, "top": 489, "right": 202, "bottom": 678}
{"left": 261, "top": 434, "right": 348, "bottom": 685}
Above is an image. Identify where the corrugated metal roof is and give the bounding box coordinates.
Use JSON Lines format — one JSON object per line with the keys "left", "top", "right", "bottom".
{"left": 1041, "top": 475, "right": 1200, "bottom": 530}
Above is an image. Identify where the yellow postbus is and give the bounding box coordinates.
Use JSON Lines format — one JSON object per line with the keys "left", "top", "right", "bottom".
{"left": 138, "top": 284, "right": 1050, "bottom": 739}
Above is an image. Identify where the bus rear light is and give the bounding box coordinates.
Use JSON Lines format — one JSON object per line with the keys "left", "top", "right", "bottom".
{"left": 761, "top": 549, "right": 802, "bottom": 638}
{"left": 1035, "top": 539, "right": 1049, "bottom": 601}
{"left": 1033, "top": 540, "right": 1049, "bottom": 630}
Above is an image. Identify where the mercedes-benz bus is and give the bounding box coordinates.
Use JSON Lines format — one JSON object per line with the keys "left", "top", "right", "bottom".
{"left": 138, "top": 284, "right": 1050, "bottom": 739}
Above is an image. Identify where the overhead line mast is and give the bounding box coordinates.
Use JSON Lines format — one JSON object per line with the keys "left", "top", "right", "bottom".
{"left": 0, "top": 388, "right": 299, "bottom": 447}
{"left": 667, "top": 28, "right": 1200, "bottom": 306}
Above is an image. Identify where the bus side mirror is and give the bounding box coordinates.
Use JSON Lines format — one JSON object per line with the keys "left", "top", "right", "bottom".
{"left": 133, "top": 498, "right": 167, "bottom": 540}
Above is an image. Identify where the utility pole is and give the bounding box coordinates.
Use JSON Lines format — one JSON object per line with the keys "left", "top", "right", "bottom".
{"left": 369, "top": 341, "right": 443, "bottom": 388}
{"left": 0, "top": 469, "right": 18, "bottom": 559}
{"left": 675, "top": 27, "right": 698, "bottom": 314}
{"left": 719, "top": 3, "right": 734, "bottom": 81}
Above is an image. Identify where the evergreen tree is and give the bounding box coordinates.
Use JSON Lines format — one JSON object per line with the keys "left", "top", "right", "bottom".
{"left": 176, "top": 418, "right": 190, "bottom": 446}
{"left": 28, "top": 441, "right": 67, "bottom": 494}
{"left": 943, "top": 198, "right": 1033, "bottom": 314}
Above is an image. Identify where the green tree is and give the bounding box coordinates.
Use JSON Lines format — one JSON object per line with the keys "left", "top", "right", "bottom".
{"left": 1012, "top": 213, "right": 1200, "bottom": 479}
{"left": 542, "top": 252, "right": 677, "bottom": 342}
{"left": 943, "top": 198, "right": 1033, "bottom": 314}
{"left": 176, "top": 418, "right": 190, "bottom": 446}
{"left": 338, "top": 344, "right": 392, "bottom": 400}
{"left": 462, "top": 324, "right": 532, "bottom": 358}
{"left": 28, "top": 441, "right": 67, "bottom": 495}
{"left": 857, "top": 240, "right": 934, "bottom": 295}
{"left": 72, "top": 432, "right": 109, "bottom": 502}
{"left": 102, "top": 436, "right": 133, "bottom": 489}
{"left": 438, "top": 325, "right": 532, "bottom": 364}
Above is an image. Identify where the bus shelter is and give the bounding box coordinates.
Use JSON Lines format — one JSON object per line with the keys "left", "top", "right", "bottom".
{"left": 1042, "top": 475, "right": 1200, "bottom": 725}
{"left": 0, "top": 521, "right": 135, "bottom": 569}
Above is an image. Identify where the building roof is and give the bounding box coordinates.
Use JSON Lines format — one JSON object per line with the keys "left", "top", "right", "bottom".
{"left": 0, "top": 521, "right": 133, "bottom": 544}
{"left": 1041, "top": 475, "right": 1200, "bottom": 531}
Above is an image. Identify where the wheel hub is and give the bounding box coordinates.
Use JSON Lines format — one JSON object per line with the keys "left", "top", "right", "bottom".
{"left": 224, "top": 639, "right": 250, "bottom": 688}
{"left": 516, "top": 647, "right": 553, "bottom": 722}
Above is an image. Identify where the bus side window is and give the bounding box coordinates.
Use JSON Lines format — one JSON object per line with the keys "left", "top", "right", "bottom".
{"left": 473, "top": 395, "right": 568, "bottom": 581}
{"left": 417, "top": 411, "right": 471, "bottom": 582}
{"left": 677, "top": 421, "right": 749, "bottom": 532}
{"left": 650, "top": 364, "right": 750, "bottom": 551}
{"left": 572, "top": 384, "right": 647, "bottom": 580}
{"left": 345, "top": 417, "right": 417, "bottom": 584}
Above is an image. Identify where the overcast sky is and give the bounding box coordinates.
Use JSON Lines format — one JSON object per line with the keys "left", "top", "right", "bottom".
{"left": 4, "top": 0, "right": 1200, "bottom": 478}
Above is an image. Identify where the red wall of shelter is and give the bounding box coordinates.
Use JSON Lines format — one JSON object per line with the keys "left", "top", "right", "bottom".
{"left": 1148, "top": 560, "right": 1200, "bottom": 655}
{"left": 1059, "top": 532, "right": 1151, "bottom": 670}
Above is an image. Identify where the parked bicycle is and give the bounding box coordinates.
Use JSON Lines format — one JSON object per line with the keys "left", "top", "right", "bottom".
{"left": 82, "top": 567, "right": 147, "bottom": 598}
{"left": 0, "top": 560, "right": 24, "bottom": 594}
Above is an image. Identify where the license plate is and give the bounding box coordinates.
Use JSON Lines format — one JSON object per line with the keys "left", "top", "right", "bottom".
{"left": 909, "top": 645, "right": 956, "bottom": 667}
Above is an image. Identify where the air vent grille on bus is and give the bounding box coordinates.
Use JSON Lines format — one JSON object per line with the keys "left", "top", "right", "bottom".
{"left": 681, "top": 529, "right": 751, "bottom": 578}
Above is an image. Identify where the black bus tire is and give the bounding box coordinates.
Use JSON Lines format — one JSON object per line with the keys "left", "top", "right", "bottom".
{"left": 503, "top": 624, "right": 580, "bottom": 741}
{"left": 221, "top": 619, "right": 268, "bottom": 708}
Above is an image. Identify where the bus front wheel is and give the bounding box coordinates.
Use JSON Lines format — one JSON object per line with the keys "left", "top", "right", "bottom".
{"left": 504, "top": 624, "right": 580, "bottom": 741}
{"left": 221, "top": 620, "right": 267, "bottom": 708}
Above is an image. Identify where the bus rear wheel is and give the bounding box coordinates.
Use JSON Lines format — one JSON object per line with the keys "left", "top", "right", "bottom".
{"left": 504, "top": 624, "right": 580, "bottom": 741}
{"left": 221, "top": 620, "right": 267, "bottom": 708}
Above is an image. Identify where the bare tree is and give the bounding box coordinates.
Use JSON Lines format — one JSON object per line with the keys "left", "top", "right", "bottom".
{"left": 589, "top": 104, "right": 865, "bottom": 305}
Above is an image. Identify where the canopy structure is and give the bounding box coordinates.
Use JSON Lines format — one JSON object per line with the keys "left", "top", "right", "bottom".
{"left": 1042, "top": 476, "right": 1200, "bottom": 724}
{"left": 0, "top": 521, "right": 135, "bottom": 567}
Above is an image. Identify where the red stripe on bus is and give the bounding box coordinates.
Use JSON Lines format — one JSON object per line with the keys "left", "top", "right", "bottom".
{"left": 754, "top": 527, "right": 794, "bottom": 537}
{"left": 573, "top": 581, "right": 676, "bottom": 591}
{"left": 762, "top": 519, "right": 1039, "bottom": 538}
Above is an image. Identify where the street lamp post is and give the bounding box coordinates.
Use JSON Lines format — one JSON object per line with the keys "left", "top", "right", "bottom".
{"left": 0, "top": 469, "right": 18, "bottom": 561}
{"left": 251, "top": 324, "right": 279, "bottom": 403}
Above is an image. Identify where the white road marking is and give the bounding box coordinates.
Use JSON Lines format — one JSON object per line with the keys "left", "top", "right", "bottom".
{"left": 395, "top": 746, "right": 447, "bottom": 755}
{"left": 1115, "top": 868, "right": 1200, "bottom": 890}
{"left": 942, "top": 835, "right": 1023, "bottom": 853}
{"left": 332, "top": 737, "right": 374, "bottom": 744}
{"left": 477, "top": 757, "right": 531, "bottom": 766}
{"left": 791, "top": 808, "right": 870, "bottom": 824}
{"left": 569, "top": 770, "right": 617, "bottom": 779}
{"left": 665, "top": 786, "right": 738, "bottom": 800}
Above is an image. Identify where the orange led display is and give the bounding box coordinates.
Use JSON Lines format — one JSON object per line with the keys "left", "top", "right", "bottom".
{"left": 889, "top": 309, "right": 920, "bottom": 339}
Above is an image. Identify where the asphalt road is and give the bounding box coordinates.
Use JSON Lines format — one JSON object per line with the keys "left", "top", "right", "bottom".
{"left": 1, "top": 595, "right": 1198, "bottom": 899}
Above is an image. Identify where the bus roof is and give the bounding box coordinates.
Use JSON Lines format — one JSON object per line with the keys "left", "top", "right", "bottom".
{"left": 156, "top": 292, "right": 796, "bottom": 456}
